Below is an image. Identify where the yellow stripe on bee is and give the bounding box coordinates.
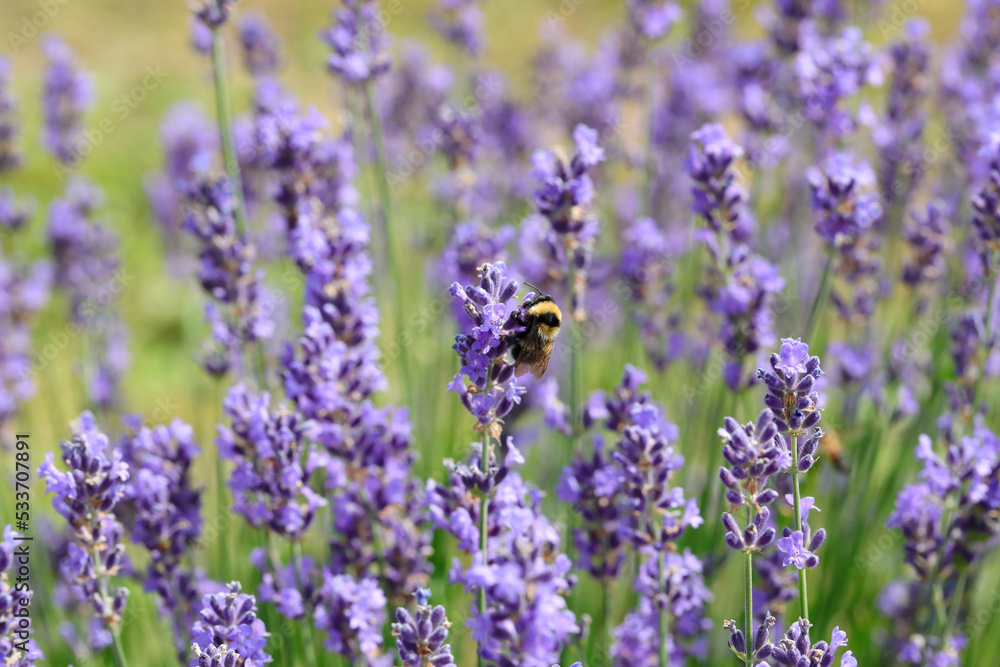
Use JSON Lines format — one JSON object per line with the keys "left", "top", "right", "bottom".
{"left": 528, "top": 300, "right": 561, "bottom": 317}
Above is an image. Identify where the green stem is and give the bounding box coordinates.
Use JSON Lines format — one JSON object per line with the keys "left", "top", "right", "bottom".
{"left": 210, "top": 27, "right": 249, "bottom": 234}
{"left": 804, "top": 252, "right": 834, "bottom": 345}
{"left": 93, "top": 551, "right": 129, "bottom": 667}
{"left": 362, "top": 80, "right": 414, "bottom": 416}
{"left": 641, "top": 38, "right": 656, "bottom": 218}
{"left": 292, "top": 542, "right": 320, "bottom": 667}
{"left": 657, "top": 549, "right": 670, "bottom": 667}
{"left": 744, "top": 506, "right": 754, "bottom": 667}
{"left": 972, "top": 263, "right": 998, "bottom": 408}
{"left": 790, "top": 434, "right": 809, "bottom": 622}
{"left": 477, "top": 479, "right": 489, "bottom": 667}
{"left": 945, "top": 571, "right": 969, "bottom": 639}
{"left": 477, "top": 364, "right": 495, "bottom": 667}
{"left": 601, "top": 583, "right": 611, "bottom": 659}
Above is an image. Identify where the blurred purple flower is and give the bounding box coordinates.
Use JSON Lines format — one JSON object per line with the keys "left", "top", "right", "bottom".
{"left": 41, "top": 35, "right": 93, "bottom": 165}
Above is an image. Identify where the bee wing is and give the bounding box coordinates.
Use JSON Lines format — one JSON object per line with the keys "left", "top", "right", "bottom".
{"left": 514, "top": 338, "right": 553, "bottom": 379}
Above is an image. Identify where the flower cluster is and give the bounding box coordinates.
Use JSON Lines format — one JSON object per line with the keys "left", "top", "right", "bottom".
{"left": 447, "top": 472, "right": 578, "bottom": 667}
{"left": 769, "top": 620, "right": 858, "bottom": 667}
{"left": 1, "top": 526, "right": 43, "bottom": 665}
{"left": 0, "top": 58, "right": 20, "bottom": 171}
{"left": 627, "top": 0, "right": 682, "bottom": 41}
{"left": 321, "top": 0, "right": 391, "bottom": 85}
{"left": 758, "top": 337, "right": 824, "bottom": 437}
{"left": 971, "top": 131, "right": 1000, "bottom": 263}
{"left": 876, "top": 18, "right": 931, "bottom": 205}
{"left": 238, "top": 13, "right": 281, "bottom": 76}
{"left": 795, "top": 24, "right": 880, "bottom": 145}
{"left": 889, "top": 426, "right": 1000, "bottom": 579}
{"left": 686, "top": 124, "right": 784, "bottom": 389}
{"left": 808, "top": 152, "right": 884, "bottom": 321}
{"left": 37, "top": 413, "right": 131, "bottom": 630}
{"left": 392, "top": 588, "right": 456, "bottom": 667}
{"left": 217, "top": 384, "right": 325, "bottom": 539}
{"left": 449, "top": 261, "right": 527, "bottom": 438}
{"left": 41, "top": 35, "right": 93, "bottom": 165}
{"left": 528, "top": 124, "right": 605, "bottom": 321}
{"left": 257, "top": 95, "right": 431, "bottom": 609}
{"left": 902, "top": 200, "right": 952, "bottom": 288}
{"left": 0, "top": 246, "right": 51, "bottom": 443}
{"left": 556, "top": 436, "right": 626, "bottom": 581}
{"left": 182, "top": 176, "right": 274, "bottom": 376}
{"left": 190, "top": 582, "right": 270, "bottom": 665}
{"left": 429, "top": 0, "right": 484, "bottom": 56}
{"left": 121, "top": 418, "right": 214, "bottom": 658}
{"left": 313, "top": 574, "right": 386, "bottom": 662}
{"left": 145, "top": 103, "right": 217, "bottom": 264}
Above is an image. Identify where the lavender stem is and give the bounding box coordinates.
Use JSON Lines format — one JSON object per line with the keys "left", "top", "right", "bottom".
{"left": 361, "top": 80, "right": 412, "bottom": 393}
{"left": 791, "top": 434, "right": 809, "bottom": 621}
{"left": 971, "top": 265, "right": 998, "bottom": 408}
{"left": 805, "top": 251, "right": 834, "bottom": 344}
{"left": 93, "top": 551, "right": 129, "bottom": 667}
{"left": 657, "top": 548, "right": 669, "bottom": 667}
{"left": 744, "top": 506, "right": 753, "bottom": 667}
{"left": 292, "top": 542, "right": 319, "bottom": 667}
{"left": 210, "top": 27, "right": 249, "bottom": 234}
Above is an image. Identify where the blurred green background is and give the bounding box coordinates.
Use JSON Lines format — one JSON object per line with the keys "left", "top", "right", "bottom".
{"left": 0, "top": 0, "right": 989, "bottom": 666}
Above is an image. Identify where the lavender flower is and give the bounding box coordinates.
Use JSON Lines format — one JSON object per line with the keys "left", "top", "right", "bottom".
{"left": 190, "top": 582, "right": 270, "bottom": 665}
{"left": 46, "top": 178, "right": 118, "bottom": 323}
{"left": 890, "top": 426, "right": 1000, "bottom": 579}
{"left": 556, "top": 436, "right": 625, "bottom": 580}
{"left": 903, "top": 200, "right": 952, "bottom": 288}
{"left": 876, "top": 18, "right": 931, "bottom": 206}
{"left": 441, "top": 221, "right": 515, "bottom": 326}
{"left": 0, "top": 59, "right": 20, "bottom": 171}
{"left": 447, "top": 472, "right": 578, "bottom": 667}
{"left": 192, "top": 0, "right": 236, "bottom": 29}
{"left": 449, "top": 261, "right": 526, "bottom": 439}
{"left": 217, "top": 384, "right": 325, "bottom": 539}
{"left": 37, "top": 413, "right": 130, "bottom": 631}
{"left": 145, "top": 103, "right": 217, "bottom": 258}
{"left": 1, "top": 526, "right": 43, "bottom": 665}
{"left": 0, "top": 188, "right": 33, "bottom": 233}
{"left": 718, "top": 410, "right": 787, "bottom": 515}
{"left": 238, "top": 13, "right": 281, "bottom": 76}
{"left": 795, "top": 24, "right": 881, "bottom": 145}
{"left": 758, "top": 338, "right": 824, "bottom": 438}
{"left": 41, "top": 35, "right": 93, "bottom": 165}
{"left": 321, "top": 0, "right": 391, "bottom": 85}
{"left": 627, "top": 0, "right": 682, "bottom": 41}
{"left": 314, "top": 574, "right": 387, "bottom": 663}
{"left": 0, "top": 252, "right": 51, "bottom": 442}
{"left": 686, "top": 124, "right": 754, "bottom": 243}
{"left": 120, "top": 418, "right": 215, "bottom": 658}
{"left": 429, "top": 0, "right": 484, "bottom": 56}
{"left": 182, "top": 176, "right": 274, "bottom": 376}
{"left": 392, "top": 588, "right": 456, "bottom": 667}
{"left": 259, "top": 96, "right": 431, "bottom": 610}
{"left": 528, "top": 124, "right": 605, "bottom": 321}
{"left": 686, "top": 124, "right": 784, "bottom": 389}
{"left": 971, "top": 131, "right": 1000, "bottom": 263}
{"left": 45, "top": 176, "right": 129, "bottom": 409}
{"left": 944, "top": 311, "right": 990, "bottom": 422}
{"left": 124, "top": 419, "right": 203, "bottom": 578}
{"left": 808, "top": 152, "right": 884, "bottom": 321}
{"left": 768, "top": 620, "right": 857, "bottom": 667}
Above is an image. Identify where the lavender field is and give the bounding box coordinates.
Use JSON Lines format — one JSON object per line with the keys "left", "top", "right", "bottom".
{"left": 3, "top": 0, "right": 1000, "bottom": 665}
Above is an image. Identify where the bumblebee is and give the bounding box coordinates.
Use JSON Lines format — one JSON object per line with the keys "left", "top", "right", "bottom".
{"left": 509, "top": 283, "right": 562, "bottom": 380}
